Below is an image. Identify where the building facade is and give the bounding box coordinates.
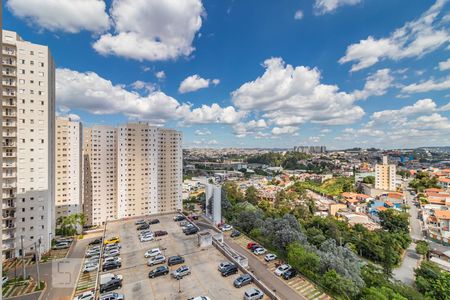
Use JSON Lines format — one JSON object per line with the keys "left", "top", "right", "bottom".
{"left": 84, "top": 123, "right": 182, "bottom": 224}
{"left": 294, "top": 146, "right": 327, "bottom": 154}
{"left": 83, "top": 126, "right": 117, "bottom": 226}
{"left": 375, "top": 156, "right": 397, "bottom": 191}
{"left": 1, "top": 30, "right": 55, "bottom": 259}
{"left": 55, "top": 117, "right": 82, "bottom": 219}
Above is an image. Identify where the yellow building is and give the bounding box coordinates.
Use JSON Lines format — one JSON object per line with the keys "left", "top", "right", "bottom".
{"left": 375, "top": 156, "right": 397, "bottom": 191}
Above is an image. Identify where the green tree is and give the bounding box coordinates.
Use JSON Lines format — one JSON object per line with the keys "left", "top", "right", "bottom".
{"left": 415, "top": 261, "right": 450, "bottom": 300}
{"left": 244, "top": 186, "right": 259, "bottom": 205}
{"left": 361, "top": 286, "right": 407, "bottom": 300}
{"left": 362, "top": 176, "right": 375, "bottom": 184}
{"left": 378, "top": 209, "right": 409, "bottom": 233}
{"left": 321, "top": 269, "right": 360, "bottom": 299}
{"left": 382, "top": 234, "right": 397, "bottom": 277}
{"left": 415, "top": 241, "right": 430, "bottom": 258}
{"left": 287, "top": 243, "right": 320, "bottom": 279}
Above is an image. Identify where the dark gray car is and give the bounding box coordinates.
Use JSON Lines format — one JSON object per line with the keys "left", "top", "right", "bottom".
{"left": 234, "top": 274, "right": 252, "bottom": 288}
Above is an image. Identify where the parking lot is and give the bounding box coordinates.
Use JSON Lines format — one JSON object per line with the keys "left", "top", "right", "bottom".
{"left": 102, "top": 213, "right": 264, "bottom": 300}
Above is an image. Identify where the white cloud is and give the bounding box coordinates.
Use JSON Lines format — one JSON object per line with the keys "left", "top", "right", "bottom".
{"left": 314, "top": 0, "right": 361, "bottom": 15}
{"left": 402, "top": 76, "right": 450, "bottom": 93}
{"left": 232, "top": 119, "right": 268, "bottom": 138}
{"left": 56, "top": 68, "right": 243, "bottom": 125}
{"left": 179, "top": 74, "right": 220, "bottom": 93}
{"left": 195, "top": 128, "right": 211, "bottom": 136}
{"left": 271, "top": 126, "right": 298, "bottom": 135}
{"left": 340, "top": 0, "right": 450, "bottom": 71}
{"left": 352, "top": 68, "right": 393, "bottom": 100}
{"left": 320, "top": 128, "right": 331, "bottom": 133}
{"left": 6, "top": 0, "right": 110, "bottom": 33}
{"left": 155, "top": 71, "right": 166, "bottom": 80}
{"left": 130, "top": 80, "right": 156, "bottom": 93}
{"left": 294, "top": 10, "right": 304, "bottom": 20}
{"left": 231, "top": 57, "right": 366, "bottom": 127}
{"left": 93, "top": 0, "right": 204, "bottom": 61}
{"left": 439, "top": 58, "right": 450, "bottom": 71}
{"left": 193, "top": 139, "right": 218, "bottom": 146}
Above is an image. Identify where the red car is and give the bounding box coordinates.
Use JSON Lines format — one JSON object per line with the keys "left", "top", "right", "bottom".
{"left": 154, "top": 230, "right": 168, "bottom": 237}
{"left": 247, "top": 242, "right": 258, "bottom": 249}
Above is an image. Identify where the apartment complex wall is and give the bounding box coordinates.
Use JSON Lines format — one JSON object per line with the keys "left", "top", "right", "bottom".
{"left": 1, "top": 30, "right": 55, "bottom": 258}
{"left": 55, "top": 117, "right": 82, "bottom": 219}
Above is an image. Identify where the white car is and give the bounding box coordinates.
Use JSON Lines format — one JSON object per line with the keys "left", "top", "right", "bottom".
{"left": 253, "top": 247, "right": 266, "bottom": 255}
{"left": 144, "top": 248, "right": 161, "bottom": 258}
{"left": 73, "top": 290, "right": 95, "bottom": 300}
{"left": 140, "top": 235, "right": 154, "bottom": 242}
{"left": 221, "top": 224, "right": 233, "bottom": 231}
{"left": 274, "top": 264, "right": 291, "bottom": 276}
{"left": 83, "top": 263, "right": 98, "bottom": 273}
{"left": 188, "top": 297, "right": 211, "bottom": 300}
{"left": 264, "top": 253, "right": 277, "bottom": 262}
{"left": 103, "top": 249, "right": 120, "bottom": 257}
{"left": 103, "top": 257, "right": 122, "bottom": 264}
{"left": 2, "top": 276, "right": 8, "bottom": 285}
{"left": 147, "top": 255, "right": 166, "bottom": 266}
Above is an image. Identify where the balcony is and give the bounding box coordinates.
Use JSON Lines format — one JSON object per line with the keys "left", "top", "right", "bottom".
{"left": 2, "top": 234, "right": 15, "bottom": 240}
{"left": 2, "top": 153, "right": 17, "bottom": 158}
{"left": 2, "top": 81, "right": 16, "bottom": 87}
{"left": 2, "top": 60, "right": 16, "bottom": 66}
{"left": 3, "top": 112, "right": 17, "bottom": 118}
{"left": 2, "top": 100, "right": 16, "bottom": 107}
{"left": 2, "top": 194, "right": 16, "bottom": 199}
{"left": 2, "top": 213, "right": 15, "bottom": 219}
{"left": 2, "top": 162, "right": 17, "bottom": 168}
{"left": 2, "top": 173, "right": 16, "bottom": 179}
{"left": 2, "top": 182, "right": 16, "bottom": 189}
{"left": 2, "top": 142, "right": 16, "bottom": 147}
{"left": 2, "top": 202, "right": 15, "bottom": 208}
{"left": 2, "top": 132, "right": 17, "bottom": 138}
{"left": 2, "top": 122, "right": 17, "bottom": 127}
{"left": 2, "top": 224, "right": 16, "bottom": 230}
{"left": 2, "top": 70, "right": 16, "bottom": 77}
{"left": 2, "top": 243, "right": 16, "bottom": 251}
{"left": 2, "top": 91, "right": 16, "bottom": 97}
{"left": 2, "top": 49, "right": 16, "bottom": 56}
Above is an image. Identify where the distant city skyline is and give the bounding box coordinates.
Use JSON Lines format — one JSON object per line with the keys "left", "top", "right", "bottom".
{"left": 3, "top": 0, "right": 450, "bottom": 149}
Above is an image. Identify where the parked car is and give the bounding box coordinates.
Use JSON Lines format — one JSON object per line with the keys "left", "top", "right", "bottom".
{"left": 102, "top": 261, "right": 121, "bottom": 271}
{"left": 173, "top": 215, "right": 185, "bottom": 221}
{"left": 140, "top": 235, "right": 154, "bottom": 242}
{"left": 137, "top": 224, "right": 150, "bottom": 231}
{"left": 100, "top": 278, "right": 122, "bottom": 293}
{"left": 53, "top": 242, "right": 70, "bottom": 250}
{"left": 171, "top": 265, "right": 191, "bottom": 279}
{"left": 148, "top": 265, "right": 169, "bottom": 278}
{"left": 89, "top": 238, "right": 102, "bottom": 246}
{"left": 230, "top": 230, "right": 241, "bottom": 238}
{"left": 253, "top": 247, "right": 266, "bottom": 255}
{"left": 147, "top": 255, "right": 166, "bottom": 266}
{"left": 274, "top": 264, "right": 291, "bottom": 276}
{"left": 99, "top": 292, "right": 124, "bottom": 300}
{"left": 104, "top": 244, "right": 121, "bottom": 251}
{"left": 154, "top": 230, "right": 168, "bottom": 237}
{"left": 85, "top": 251, "right": 100, "bottom": 258}
{"left": 135, "top": 219, "right": 146, "bottom": 225}
{"left": 148, "top": 219, "right": 160, "bottom": 224}
{"left": 187, "top": 297, "right": 210, "bottom": 300}
{"left": 218, "top": 261, "right": 234, "bottom": 272}
{"left": 246, "top": 242, "right": 258, "bottom": 249}
{"left": 221, "top": 264, "right": 238, "bottom": 277}
{"left": 83, "top": 263, "right": 98, "bottom": 273}
{"left": 182, "top": 224, "right": 195, "bottom": 232}
{"left": 100, "top": 274, "right": 123, "bottom": 286}
{"left": 244, "top": 288, "right": 264, "bottom": 300}
{"left": 220, "top": 224, "right": 233, "bottom": 231}
{"left": 264, "top": 253, "right": 277, "bottom": 262}
{"left": 168, "top": 255, "right": 185, "bottom": 266}
{"left": 103, "top": 257, "right": 122, "bottom": 265}
{"left": 179, "top": 220, "right": 189, "bottom": 227}
{"left": 85, "top": 255, "right": 100, "bottom": 262}
{"left": 233, "top": 274, "right": 252, "bottom": 288}
{"left": 144, "top": 248, "right": 161, "bottom": 258}
{"left": 2, "top": 276, "right": 8, "bottom": 285}
{"left": 184, "top": 227, "right": 199, "bottom": 235}
{"left": 282, "top": 268, "right": 298, "bottom": 280}
{"left": 104, "top": 237, "right": 120, "bottom": 245}
{"left": 73, "top": 290, "right": 95, "bottom": 300}
{"left": 103, "top": 249, "right": 120, "bottom": 258}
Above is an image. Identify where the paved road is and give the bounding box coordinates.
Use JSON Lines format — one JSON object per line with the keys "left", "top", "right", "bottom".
{"left": 6, "top": 236, "right": 99, "bottom": 300}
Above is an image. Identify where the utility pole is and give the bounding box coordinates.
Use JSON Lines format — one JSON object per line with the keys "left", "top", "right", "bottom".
{"left": 34, "top": 241, "right": 40, "bottom": 289}
{"left": 20, "top": 235, "right": 26, "bottom": 279}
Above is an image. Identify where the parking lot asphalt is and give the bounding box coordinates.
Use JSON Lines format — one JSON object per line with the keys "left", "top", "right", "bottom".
{"left": 102, "top": 213, "right": 264, "bottom": 300}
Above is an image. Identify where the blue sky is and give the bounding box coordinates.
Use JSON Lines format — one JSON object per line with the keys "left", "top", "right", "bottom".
{"left": 4, "top": 0, "right": 450, "bottom": 149}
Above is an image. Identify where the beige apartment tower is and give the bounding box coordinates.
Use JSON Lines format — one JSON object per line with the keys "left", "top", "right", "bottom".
{"left": 375, "top": 155, "right": 397, "bottom": 191}
{"left": 1, "top": 30, "right": 55, "bottom": 259}
{"left": 83, "top": 126, "right": 117, "bottom": 226}
{"left": 55, "top": 117, "right": 82, "bottom": 219}
{"left": 84, "top": 123, "right": 182, "bottom": 225}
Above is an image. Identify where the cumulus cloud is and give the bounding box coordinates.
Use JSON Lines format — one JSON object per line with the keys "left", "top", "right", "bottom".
{"left": 93, "top": 0, "right": 204, "bottom": 61}
{"left": 232, "top": 119, "right": 268, "bottom": 138}
{"left": 314, "top": 0, "right": 361, "bottom": 15}
{"left": 6, "top": 0, "right": 110, "bottom": 33}
{"left": 130, "top": 80, "right": 156, "bottom": 93}
{"left": 272, "top": 126, "right": 298, "bottom": 135}
{"left": 402, "top": 76, "right": 450, "bottom": 93}
{"left": 439, "top": 58, "right": 450, "bottom": 71}
{"left": 195, "top": 128, "right": 211, "bottom": 136}
{"left": 56, "top": 68, "right": 243, "bottom": 125}
{"left": 294, "top": 10, "right": 304, "bottom": 20}
{"left": 231, "top": 57, "right": 370, "bottom": 127}
{"left": 179, "top": 74, "right": 220, "bottom": 93}
{"left": 352, "top": 69, "right": 393, "bottom": 100}
{"left": 340, "top": 0, "right": 450, "bottom": 71}
{"left": 155, "top": 71, "right": 166, "bottom": 80}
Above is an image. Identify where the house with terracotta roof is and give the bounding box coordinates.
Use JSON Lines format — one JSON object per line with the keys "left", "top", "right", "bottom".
{"left": 422, "top": 205, "right": 450, "bottom": 245}
{"left": 438, "top": 177, "right": 450, "bottom": 190}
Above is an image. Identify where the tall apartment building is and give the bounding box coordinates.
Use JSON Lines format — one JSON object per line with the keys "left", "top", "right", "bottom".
{"left": 375, "top": 155, "right": 397, "bottom": 191}
{"left": 83, "top": 126, "right": 117, "bottom": 226}
{"left": 294, "top": 146, "right": 327, "bottom": 154}
{"left": 1, "top": 30, "right": 55, "bottom": 259}
{"left": 84, "top": 123, "right": 182, "bottom": 224}
{"left": 55, "top": 117, "right": 82, "bottom": 219}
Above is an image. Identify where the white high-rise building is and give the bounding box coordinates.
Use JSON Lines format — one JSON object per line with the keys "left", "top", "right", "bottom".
{"left": 83, "top": 126, "right": 117, "bottom": 226}
{"left": 1, "top": 30, "right": 55, "bottom": 259}
{"left": 375, "top": 155, "right": 397, "bottom": 191}
{"left": 55, "top": 117, "right": 82, "bottom": 219}
{"left": 83, "top": 123, "right": 182, "bottom": 224}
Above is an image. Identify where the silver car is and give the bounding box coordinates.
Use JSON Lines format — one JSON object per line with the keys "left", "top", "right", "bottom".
{"left": 244, "top": 288, "right": 264, "bottom": 300}
{"left": 171, "top": 265, "right": 191, "bottom": 279}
